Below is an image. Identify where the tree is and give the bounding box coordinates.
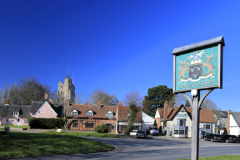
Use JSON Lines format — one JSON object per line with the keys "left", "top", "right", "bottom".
{"left": 142, "top": 96, "right": 151, "bottom": 116}
{"left": 174, "top": 94, "right": 187, "bottom": 107}
{"left": 201, "top": 98, "right": 221, "bottom": 119}
{"left": 125, "top": 103, "right": 139, "bottom": 134}
{"left": 185, "top": 99, "right": 191, "bottom": 107}
{"left": 75, "top": 93, "right": 83, "bottom": 104}
{"left": 88, "top": 89, "right": 118, "bottom": 106}
{"left": 4, "top": 83, "right": 8, "bottom": 100}
{"left": 0, "top": 88, "right": 3, "bottom": 104}
{"left": 145, "top": 85, "right": 174, "bottom": 116}
{"left": 122, "top": 89, "right": 143, "bottom": 106}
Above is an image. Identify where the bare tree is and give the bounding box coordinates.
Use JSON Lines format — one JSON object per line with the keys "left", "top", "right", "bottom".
{"left": 174, "top": 94, "right": 187, "bottom": 107}
{"left": 4, "top": 83, "right": 8, "bottom": 100}
{"left": 0, "top": 88, "right": 3, "bottom": 104}
{"left": 8, "top": 84, "right": 13, "bottom": 104}
{"left": 75, "top": 93, "right": 83, "bottom": 104}
{"left": 88, "top": 89, "right": 118, "bottom": 106}
{"left": 122, "top": 89, "right": 143, "bottom": 106}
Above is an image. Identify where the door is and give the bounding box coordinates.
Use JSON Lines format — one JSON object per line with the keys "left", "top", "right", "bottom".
{"left": 107, "top": 124, "right": 112, "bottom": 132}
{"left": 3, "top": 118, "right": 6, "bottom": 125}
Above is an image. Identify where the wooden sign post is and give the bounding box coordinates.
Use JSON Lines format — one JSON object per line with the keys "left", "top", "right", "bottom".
{"left": 172, "top": 36, "right": 224, "bottom": 160}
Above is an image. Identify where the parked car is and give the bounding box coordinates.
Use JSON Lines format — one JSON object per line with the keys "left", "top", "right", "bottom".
{"left": 130, "top": 130, "right": 138, "bottom": 136}
{"left": 149, "top": 127, "right": 159, "bottom": 136}
{"left": 221, "top": 134, "right": 238, "bottom": 143}
{"left": 204, "top": 133, "right": 222, "bottom": 142}
{"left": 136, "top": 130, "right": 147, "bottom": 139}
{"left": 238, "top": 135, "right": 240, "bottom": 142}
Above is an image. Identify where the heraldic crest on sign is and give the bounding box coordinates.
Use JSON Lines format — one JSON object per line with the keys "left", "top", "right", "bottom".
{"left": 178, "top": 50, "right": 215, "bottom": 83}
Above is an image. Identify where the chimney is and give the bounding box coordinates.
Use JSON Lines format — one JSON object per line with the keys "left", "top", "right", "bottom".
{"left": 97, "top": 100, "right": 101, "bottom": 108}
{"left": 118, "top": 101, "right": 122, "bottom": 107}
{"left": 67, "top": 99, "right": 70, "bottom": 107}
{"left": 5, "top": 99, "right": 9, "bottom": 105}
{"left": 49, "top": 98, "right": 54, "bottom": 104}
{"left": 164, "top": 100, "right": 168, "bottom": 120}
{"left": 226, "top": 110, "right": 231, "bottom": 134}
{"left": 45, "top": 93, "right": 49, "bottom": 100}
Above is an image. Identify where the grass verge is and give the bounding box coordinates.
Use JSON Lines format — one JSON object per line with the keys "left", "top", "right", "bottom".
{"left": 44, "top": 131, "right": 119, "bottom": 138}
{"left": 0, "top": 132, "right": 115, "bottom": 158}
{"left": 0, "top": 125, "right": 28, "bottom": 129}
{"left": 177, "top": 155, "right": 240, "bottom": 160}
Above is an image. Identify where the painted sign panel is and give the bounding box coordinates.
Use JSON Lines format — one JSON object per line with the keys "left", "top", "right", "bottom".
{"left": 172, "top": 36, "right": 224, "bottom": 93}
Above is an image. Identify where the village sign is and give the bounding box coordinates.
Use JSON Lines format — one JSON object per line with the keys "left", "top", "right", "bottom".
{"left": 172, "top": 36, "right": 225, "bottom": 160}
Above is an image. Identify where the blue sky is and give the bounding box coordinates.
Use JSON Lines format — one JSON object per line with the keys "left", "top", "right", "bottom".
{"left": 0, "top": 0, "right": 239, "bottom": 111}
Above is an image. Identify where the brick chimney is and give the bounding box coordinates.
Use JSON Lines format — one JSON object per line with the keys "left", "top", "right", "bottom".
{"left": 226, "top": 110, "right": 231, "bottom": 134}
{"left": 49, "top": 98, "right": 54, "bottom": 104}
{"left": 67, "top": 99, "right": 70, "bottom": 107}
{"left": 163, "top": 100, "right": 168, "bottom": 120}
{"left": 45, "top": 93, "right": 49, "bottom": 100}
{"left": 5, "top": 99, "right": 9, "bottom": 105}
{"left": 118, "top": 101, "right": 122, "bottom": 107}
{"left": 97, "top": 100, "right": 101, "bottom": 108}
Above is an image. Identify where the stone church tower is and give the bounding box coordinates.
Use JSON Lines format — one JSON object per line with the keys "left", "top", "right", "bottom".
{"left": 57, "top": 74, "right": 75, "bottom": 104}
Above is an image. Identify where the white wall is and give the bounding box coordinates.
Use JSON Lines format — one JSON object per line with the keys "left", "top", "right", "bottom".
{"left": 142, "top": 112, "right": 155, "bottom": 131}
{"left": 229, "top": 114, "right": 240, "bottom": 136}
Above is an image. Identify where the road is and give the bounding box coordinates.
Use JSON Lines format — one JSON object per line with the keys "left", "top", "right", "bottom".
{"left": 7, "top": 135, "right": 240, "bottom": 160}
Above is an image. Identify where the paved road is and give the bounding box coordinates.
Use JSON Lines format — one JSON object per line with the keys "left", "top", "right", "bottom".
{"left": 7, "top": 135, "right": 240, "bottom": 160}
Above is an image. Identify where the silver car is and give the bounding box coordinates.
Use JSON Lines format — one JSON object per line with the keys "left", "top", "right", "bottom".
{"left": 136, "top": 130, "right": 147, "bottom": 139}
{"left": 150, "top": 127, "right": 159, "bottom": 136}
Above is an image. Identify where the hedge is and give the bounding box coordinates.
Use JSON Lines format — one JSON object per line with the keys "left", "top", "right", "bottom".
{"left": 94, "top": 124, "right": 108, "bottom": 133}
{"left": 28, "top": 118, "right": 65, "bottom": 129}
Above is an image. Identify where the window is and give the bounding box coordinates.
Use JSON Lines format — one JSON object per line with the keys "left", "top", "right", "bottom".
{"left": 204, "top": 124, "right": 211, "bottom": 129}
{"left": 10, "top": 120, "right": 14, "bottom": 123}
{"left": 106, "top": 111, "right": 113, "bottom": 118}
{"left": 24, "top": 120, "right": 28, "bottom": 123}
{"left": 174, "top": 130, "right": 179, "bottom": 134}
{"left": 13, "top": 112, "right": 19, "bottom": 115}
{"left": 179, "top": 130, "right": 185, "bottom": 135}
{"left": 38, "top": 111, "right": 40, "bottom": 114}
{"left": 178, "top": 119, "right": 186, "bottom": 126}
{"left": 86, "top": 110, "right": 93, "bottom": 117}
{"left": 73, "top": 121, "right": 78, "bottom": 127}
{"left": 119, "top": 126, "right": 121, "bottom": 131}
{"left": 61, "top": 91, "right": 64, "bottom": 95}
{"left": 85, "top": 123, "right": 94, "bottom": 128}
{"left": 112, "top": 125, "right": 116, "bottom": 130}
{"left": 71, "top": 110, "right": 78, "bottom": 116}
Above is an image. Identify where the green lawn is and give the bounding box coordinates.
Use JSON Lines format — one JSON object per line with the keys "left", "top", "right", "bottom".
{"left": 177, "top": 155, "right": 240, "bottom": 160}
{"left": 0, "top": 125, "right": 28, "bottom": 129}
{"left": 0, "top": 132, "right": 115, "bottom": 158}
{"left": 44, "top": 131, "right": 119, "bottom": 138}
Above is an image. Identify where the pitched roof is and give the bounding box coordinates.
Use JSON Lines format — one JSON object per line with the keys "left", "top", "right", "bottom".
{"left": 66, "top": 104, "right": 117, "bottom": 119}
{"left": 231, "top": 112, "right": 240, "bottom": 126}
{"left": 118, "top": 106, "right": 142, "bottom": 122}
{"left": 167, "top": 105, "right": 215, "bottom": 123}
{"left": 31, "top": 100, "right": 63, "bottom": 116}
{"left": 0, "top": 104, "right": 31, "bottom": 118}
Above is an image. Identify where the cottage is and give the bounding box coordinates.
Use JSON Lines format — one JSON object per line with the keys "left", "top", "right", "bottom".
{"left": 0, "top": 100, "right": 30, "bottom": 126}
{"left": 158, "top": 101, "right": 215, "bottom": 137}
{"left": 66, "top": 100, "right": 117, "bottom": 132}
{"left": 226, "top": 110, "right": 240, "bottom": 136}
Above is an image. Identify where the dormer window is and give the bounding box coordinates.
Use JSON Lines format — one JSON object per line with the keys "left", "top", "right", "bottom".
{"left": 13, "top": 112, "right": 19, "bottom": 116}
{"left": 71, "top": 110, "right": 78, "bottom": 116}
{"left": 86, "top": 110, "right": 93, "bottom": 117}
{"left": 106, "top": 111, "right": 113, "bottom": 118}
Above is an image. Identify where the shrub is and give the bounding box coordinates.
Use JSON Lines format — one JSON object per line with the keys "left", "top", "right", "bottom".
{"left": 94, "top": 125, "right": 108, "bottom": 133}
{"left": 23, "top": 127, "right": 28, "bottom": 130}
{"left": 28, "top": 118, "right": 65, "bottom": 129}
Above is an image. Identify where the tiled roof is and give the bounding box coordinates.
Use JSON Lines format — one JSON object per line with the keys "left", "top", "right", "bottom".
{"left": 0, "top": 104, "right": 31, "bottom": 118}
{"left": 157, "top": 108, "right": 164, "bottom": 117}
{"left": 118, "top": 106, "right": 142, "bottom": 122}
{"left": 167, "top": 105, "right": 215, "bottom": 123}
{"left": 231, "top": 112, "right": 240, "bottom": 126}
{"left": 66, "top": 104, "right": 117, "bottom": 119}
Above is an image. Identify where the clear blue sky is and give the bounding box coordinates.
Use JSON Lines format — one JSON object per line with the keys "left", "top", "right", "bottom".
{"left": 0, "top": 0, "right": 239, "bottom": 111}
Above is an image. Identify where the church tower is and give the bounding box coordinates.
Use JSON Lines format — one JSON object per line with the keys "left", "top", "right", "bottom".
{"left": 57, "top": 65, "right": 75, "bottom": 104}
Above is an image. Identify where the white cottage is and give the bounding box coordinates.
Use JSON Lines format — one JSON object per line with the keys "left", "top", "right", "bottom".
{"left": 163, "top": 105, "right": 216, "bottom": 138}
{"left": 226, "top": 110, "right": 240, "bottom": 136}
